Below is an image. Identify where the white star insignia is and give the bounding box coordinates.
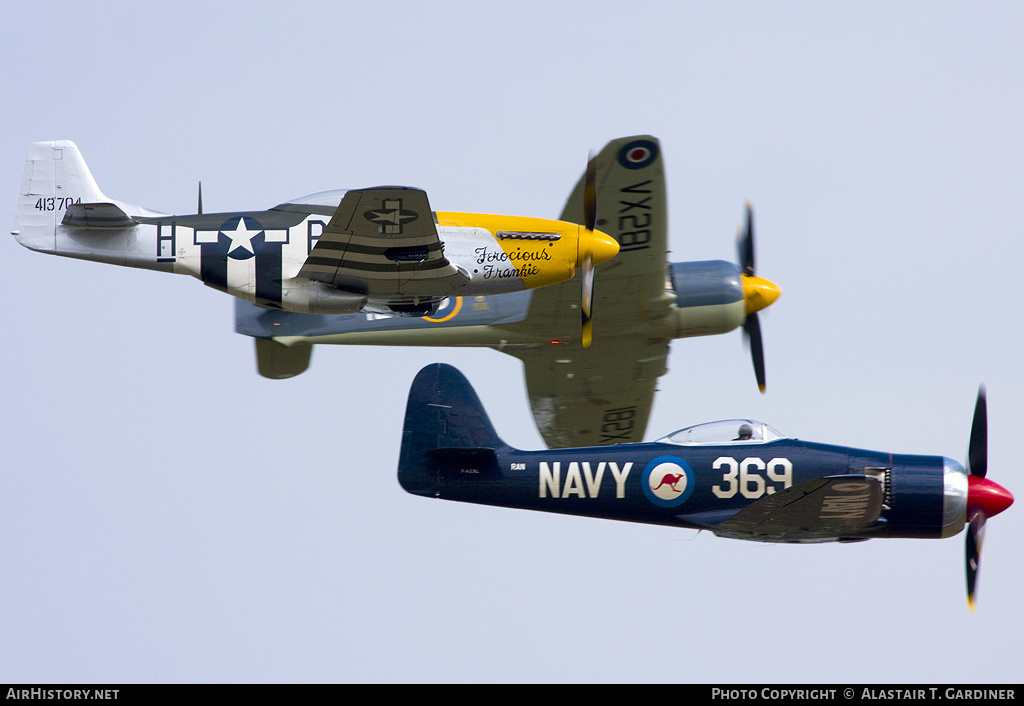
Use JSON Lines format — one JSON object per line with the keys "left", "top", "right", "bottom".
{"left": 223, "top": 218, "right": 259, "bottom": 255}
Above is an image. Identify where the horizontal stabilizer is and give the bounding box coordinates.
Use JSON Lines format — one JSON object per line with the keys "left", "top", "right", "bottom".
{"left": 61, "top": 202, "right": 134, "bottom": 228}
{"left": 713, "top": 474, "right": 884, "bottom": 542}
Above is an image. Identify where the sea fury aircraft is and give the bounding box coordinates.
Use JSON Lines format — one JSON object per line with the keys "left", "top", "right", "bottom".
{"left": 12, "top": 141, "right": 618, "bottom": 336}
{"left": 235, "top": 135, "right": 782, "bottom": 447}
{"left": 399, "top": 364, "right": 1014, "bottom": 610}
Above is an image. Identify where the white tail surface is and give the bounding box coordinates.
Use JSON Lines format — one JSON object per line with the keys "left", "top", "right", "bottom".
{"left": 14, "top": 141, "right": 110, "bottom": 251}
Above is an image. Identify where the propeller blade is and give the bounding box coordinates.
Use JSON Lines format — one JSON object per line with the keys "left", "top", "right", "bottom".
{"left": 582, "top": 250, "right": 595, "bottom": 331}
{"left": 581, "top": 153, "right": 598, "bottom": 348}
{"left": 965, "top": 510, "right": 985, "bottom": 612}
{"left": 743, "top": 313, "right": 766, "bottom": 393}
{"left": 583, "top": 153, "right": 597, "bottom": 233}
{"left": 735, "top": 202, "right": 774, "bottom": 391}
{"left": 197, "top": 181, "right": 203, "bottom": 215}
{"left": 581, "top": 248, "right": 594, "bottom": 348}
{"left": 737, "top": 200, "right": 755, "bottom": 276}
{"left": 968, "top": 386, "right": 987, "bottom": 479}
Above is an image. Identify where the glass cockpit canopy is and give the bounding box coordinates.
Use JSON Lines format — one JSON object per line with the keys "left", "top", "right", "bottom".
{"left": 281, "top": 189, "right": 349, "bottom": 209}
{"left": 656, "top": 419, "right": 786, "bottom": 446}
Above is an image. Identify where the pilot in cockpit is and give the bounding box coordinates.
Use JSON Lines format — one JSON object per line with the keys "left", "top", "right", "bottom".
{"left": 734, "top": 423, "right": 754, "bottom": 441}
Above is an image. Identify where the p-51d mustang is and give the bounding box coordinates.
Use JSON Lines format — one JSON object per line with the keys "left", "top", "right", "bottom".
{"left": 13, "top": 141, "right": 618, "bottom": 334}
{"left": 235, "top": 136, "right": 782, "bottom": 447}
{"left": 399, "top": 364, "right": 1013, "bottom": 610}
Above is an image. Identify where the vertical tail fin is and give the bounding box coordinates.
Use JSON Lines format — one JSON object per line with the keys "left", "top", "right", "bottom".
{"left": 13, "top": 141, "right": 108, "bottom": 252}
{"left": 397, "top": 364, "right": 507, "bottom": 496}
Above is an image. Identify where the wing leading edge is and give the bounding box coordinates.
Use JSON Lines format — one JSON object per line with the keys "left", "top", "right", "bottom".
{"left": 496, "top": 135, "right": 670, "bottom": 447}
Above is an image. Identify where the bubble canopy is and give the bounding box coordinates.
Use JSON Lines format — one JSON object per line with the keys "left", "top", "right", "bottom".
{"left": 280, "top": 189, "right": 349, "bottom": 208}
{"left": 656, "top": 419, "right": 786, "bottom": 446}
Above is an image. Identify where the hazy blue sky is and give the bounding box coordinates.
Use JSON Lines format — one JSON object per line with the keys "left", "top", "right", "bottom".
{"left": 2, "top": 1, "right": 1021, "bottom": 683}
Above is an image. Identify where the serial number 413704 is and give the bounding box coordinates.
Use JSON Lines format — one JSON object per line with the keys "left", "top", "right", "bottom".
{"left": 34, "top": 197, "right": 81, "bottom": 212}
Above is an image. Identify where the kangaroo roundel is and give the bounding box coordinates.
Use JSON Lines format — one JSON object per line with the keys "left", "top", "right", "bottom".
{"left": 642, "top": 456, "right": 695, "bottom": 507}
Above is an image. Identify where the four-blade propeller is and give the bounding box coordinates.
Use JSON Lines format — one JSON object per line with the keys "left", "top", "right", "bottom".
{"left": 963, "top": 387, "right": 1013, "bottom": 611}
{"left": 581, "top": 153, "right": 599, "bottom": 348}
{"left": 737, "top": 202, "right": 781, "bottom": 392}
{"left": 573, "top": 150, "right": 619, "bottom": 349}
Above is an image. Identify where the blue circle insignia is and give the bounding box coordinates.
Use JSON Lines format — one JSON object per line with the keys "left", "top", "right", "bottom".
{"left": 641, "top": 455, "right": 695, "bottom": 508}
{"left": 617, "top": 139, "right": 659, "bottom": 170}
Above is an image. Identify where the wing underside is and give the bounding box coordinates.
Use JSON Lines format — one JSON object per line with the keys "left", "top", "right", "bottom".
{"left": 298, "top": 187, "right": 467, "bottom": 297}
{"left": 509, "top": 341, "right": 667, "bottom": 448}
{"left": 495, "top": 135, "right": 671, "bottom": 447}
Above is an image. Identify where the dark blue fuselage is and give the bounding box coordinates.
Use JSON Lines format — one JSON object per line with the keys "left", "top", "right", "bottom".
{"left": 397, "top": 364, "right": 964, "bottom": 543}
{"left": 400, "top": 439, "right": 952, "bottom": 541}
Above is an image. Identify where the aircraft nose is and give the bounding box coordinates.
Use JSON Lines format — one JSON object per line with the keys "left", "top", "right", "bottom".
{"left": 742, "top": 275, "right": 781, "bottom": 316}
{"left": 581, "top": 228, "right": 620, "bottom": 267}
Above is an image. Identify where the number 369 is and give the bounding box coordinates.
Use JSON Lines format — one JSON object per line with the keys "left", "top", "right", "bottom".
{"left": 711, "top": 457, "right": 793, "bottom": 500}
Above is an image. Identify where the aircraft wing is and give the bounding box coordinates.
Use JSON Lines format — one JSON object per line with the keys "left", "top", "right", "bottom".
{"left": 497, "top": 136, "right": 672, "bottom": 447}
{"left": 298, "top": 187, "right": 467, "bottom": 295}
{"left": 558, "top": 135, "right": 667, "bottom": 294}
{"left": 510, "top": 339, "right": 667, "bottom": 447}
{"left": 711, "top": 475, "right": 885, "bottom": 542}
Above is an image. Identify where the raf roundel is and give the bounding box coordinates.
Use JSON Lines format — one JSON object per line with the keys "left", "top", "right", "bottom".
{"left": 642, "top": 455, "right": 695, "bottom": 508}
{"left": 617, "top": 139, "right": 659, "bottom": 170}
